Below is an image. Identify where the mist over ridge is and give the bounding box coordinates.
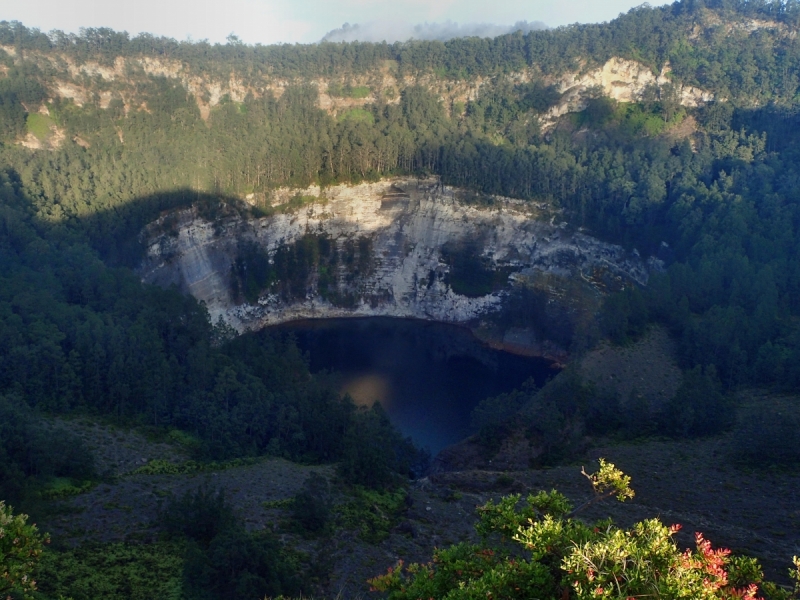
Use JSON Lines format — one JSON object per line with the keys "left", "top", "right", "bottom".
{"left": 321, "top": 19, "right": 549, "bottom": 43}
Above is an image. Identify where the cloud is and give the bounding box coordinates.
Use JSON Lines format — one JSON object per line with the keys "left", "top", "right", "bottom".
{"left": 1, "top": 0, "right": 314, "bottom": 45}
{"left": 320, "top": 19, "right": 548, "bottom": 44}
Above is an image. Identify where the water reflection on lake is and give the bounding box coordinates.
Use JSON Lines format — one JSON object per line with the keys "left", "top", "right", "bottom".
{"left": 341, "top": 373, "right": 392, "bottom": 408}
{"left": 274, "top": 318, "right": 555, "bottom": 456}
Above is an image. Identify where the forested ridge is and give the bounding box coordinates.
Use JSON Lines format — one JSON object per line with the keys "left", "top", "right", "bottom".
{"left": 3, "top": 0, "right": 800, "bottom": 83}
{"left": 2, "top": 0, "right": 800, "bottom": 390}
{"left": 2, "top": 1, "right": 800, "bottom": 597}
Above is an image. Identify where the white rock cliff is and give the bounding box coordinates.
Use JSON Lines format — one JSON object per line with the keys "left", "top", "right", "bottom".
{"left": 140, "top": 179, "right": 658, "bottom": 356}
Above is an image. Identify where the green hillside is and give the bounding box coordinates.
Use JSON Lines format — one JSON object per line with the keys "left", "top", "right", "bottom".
{"left": 2, "top": 0, "right": 800, "bottom": 597}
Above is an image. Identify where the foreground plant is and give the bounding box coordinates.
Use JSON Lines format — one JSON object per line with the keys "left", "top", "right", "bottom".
{"left": 370, "top": 460, "right": 797, "bottom": 599}
{"left": 0, "top": 501, "right": 48, "bottom": 600}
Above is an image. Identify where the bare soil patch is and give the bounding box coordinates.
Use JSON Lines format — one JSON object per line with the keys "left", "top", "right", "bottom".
{"left": 663, "top": 114, "right": 699, "bottom": 142}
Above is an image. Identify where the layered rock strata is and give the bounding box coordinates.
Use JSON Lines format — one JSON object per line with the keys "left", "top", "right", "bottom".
{"left": 140, "top": 179, "right": 659, "bottom": 356}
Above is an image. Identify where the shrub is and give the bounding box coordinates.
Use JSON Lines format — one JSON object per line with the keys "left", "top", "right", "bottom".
{"left": 0, "top": 501, "right": 48, "bottom": 600}
{"left": 36, "top": 540, "right": 184, "bottom": 600}
{"left": 130, "top": 456, "right": 260, "bottom": 476}
{"left": 472, "top": 383, "right": 536, "bottom": 454}
{"left": 441, "top": 241, "right": 502, "bottom": 298}
{"left": 0, "top": 396, "right": 95, "bottom": 505}
{"left": 160, "top": 486, "right": 237, "bottom": 546}
{"left": 370, "top": 460, "right": 786, "bottom": 600}
{"left": 338, "top": 404, "right": 426, "bottom": 488}
{"left": 336, "top": 486, "right": 408, "bottom": 543}
{"left": 599, "top": 286, "right": 649, "bottom": 344}
{"left": 292, "top": 472, "right": 333, "bottom": 533}
{"left": 160, "top": 486, "right": 303, "bottom": 599}
{"left": 183, "top": 528, "right": 300, "bottom": 600}
{"left": 663, "top": 365, "right": 732, "bottom": 437}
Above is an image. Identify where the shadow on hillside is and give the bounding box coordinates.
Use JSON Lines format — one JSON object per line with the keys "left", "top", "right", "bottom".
{"left": 0, "top": 166, "right": 249, "bottom": 268}
{"left": 68, "top": 187, "right": 248, "bottom": 267}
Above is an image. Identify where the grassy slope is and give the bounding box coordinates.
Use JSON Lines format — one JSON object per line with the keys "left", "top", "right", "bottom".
{"left": 25, "top": 112, "right": 53, "bottom": 140}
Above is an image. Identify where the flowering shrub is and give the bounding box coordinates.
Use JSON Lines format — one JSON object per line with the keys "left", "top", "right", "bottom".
{"left": 0, "top": 501, "right": 48, "bottom": 600}
{"left": 370, "top": 460, "right": 798, "bottom": 600}
{"left": 560, "top": 522, "right": 763, "bottom": 600}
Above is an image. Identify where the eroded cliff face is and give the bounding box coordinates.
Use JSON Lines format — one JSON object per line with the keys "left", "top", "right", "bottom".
{"left": 9, "top": 47, "right": 714, "bottom": 122}
{"left": 3, "top": 36, "right": 720, "bottom": 135}
{"left": 140, "top": 179, "right": 659, "bottom": 359}
{"left": 539, "top": 58, "right": 715, "bottom": 129}
{"left": 5, "top": 8, "right": 792, "bottom": 152}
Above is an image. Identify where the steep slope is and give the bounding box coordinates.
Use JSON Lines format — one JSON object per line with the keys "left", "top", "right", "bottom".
{"left": 5, "top": 1, "right": 795, "bottom": 134}
{"left": 5, "top": 2, "right": 798, "bottom": 161}
{"left": 140, "top": 179, "right": 657, "bottom": 358}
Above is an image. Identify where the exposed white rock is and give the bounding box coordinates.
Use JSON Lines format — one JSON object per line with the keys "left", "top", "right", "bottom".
{"left": 18, "top": 124, "right": 66, "bottom": 150}
{"left": 27, "top": 46, "right": 714, "bottom": 126}
{"left": 140, "top": 179, "right": 656, "bottom": 337}
{"left": 561, "top": 58, "right": 712, "bottom": 106}
{"left": 19, "top": 132, "right": 43, "bottom": 150}
{"left": 54, "top": 81, "right": 89, "bottom": 106}
{"left": 540, "top": 58, "right": 714, "bottom": 129}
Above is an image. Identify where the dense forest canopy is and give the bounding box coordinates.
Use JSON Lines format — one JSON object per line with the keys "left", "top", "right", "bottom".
{"left": 1, "top": 0, "right": 800, "bottom": 394}
{"left": 2, "top": 0, "right": 800, "bottom": 79}
{"left": 0, "top": 0, "right": 799, "bottom": 438}
{"left": 3, "top": 1, "right": 800, "bottom": 597}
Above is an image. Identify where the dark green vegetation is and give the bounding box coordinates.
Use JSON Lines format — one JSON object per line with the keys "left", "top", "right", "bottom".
{"left": 0, "top": 397, "right": 95, "bottom": 507}
{"left": 31, "top": 486, "right": 303, "bottom": 600}
{"left": 2, "top": 0, "right": 799, "bottom": 84}
{"left": 442, "top": 241, "right": 513, "bottom": 297}
{"left": 160, "top": 487, "right": 302, "bottom": 600}
{"left": 2, "top": 0, "right": 800, "bottom": 597}
{"left": 291, "top": 472, "right": 333, "bottom": 534}
{"left": 1, "top": 0, "right": 800, "bottom": 394}
{"left": 470, "top": 361, "right": 731, "bottom": 467}
{"left": 36, "top": 541, "right": 185, "bottom": 600}
{"left": 0, "top": 172, "right": 422, "bottom": 594}
{"left": 732, "top": 397, "right": 800, "bottom": 467}
{"left": 231, "top": 233, "right": 371, "bottom": 306}
{"left": 0, "top": 170, "right": 422, "bottom": 505}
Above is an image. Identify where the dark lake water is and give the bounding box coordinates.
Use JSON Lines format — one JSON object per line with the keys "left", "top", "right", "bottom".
{"left": 274, "top": 318, "right": 556, "bottom": 456}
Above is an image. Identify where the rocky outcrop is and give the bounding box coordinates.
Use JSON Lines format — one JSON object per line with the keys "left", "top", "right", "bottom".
{"left": 10, "top": 6, "right": 794, "bottom": 128}
{"left": 140, "top": 179, "right": 659, "bottom": 357}
{"left": 559, "top": 58, "right": 713, "bottom": 107}
{"left": 539, "top": 58, "right": 714, "bottom": 130}
{"left": 5, "top": 37, "right": 717, "bottom": 125}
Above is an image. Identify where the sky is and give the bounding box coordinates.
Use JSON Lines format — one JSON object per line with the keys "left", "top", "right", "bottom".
{"left": 0, "top": 0, "right": 671, "bottom": 45}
